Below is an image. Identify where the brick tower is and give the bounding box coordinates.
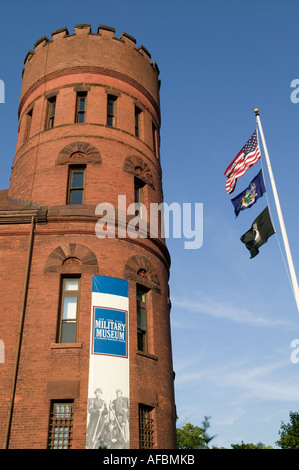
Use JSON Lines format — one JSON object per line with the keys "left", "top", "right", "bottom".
{"left": 0, "top": 24, "right": 176, "bottom": 449}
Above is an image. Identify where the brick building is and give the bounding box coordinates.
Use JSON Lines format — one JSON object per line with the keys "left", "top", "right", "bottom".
{"left": 0, "top": 24, "right": 176, "bottom": 449}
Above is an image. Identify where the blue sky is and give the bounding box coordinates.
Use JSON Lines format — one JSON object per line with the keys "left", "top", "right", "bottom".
{"left": 1, "top": 0, "right": 299, "bottom": 448}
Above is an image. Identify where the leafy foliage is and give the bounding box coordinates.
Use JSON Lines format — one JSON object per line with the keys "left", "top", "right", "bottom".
{"left": 176, "top": 416, "right": 216, "bottom": 449}
{"left": 276, "top": 411, "right": 299, "bottom": 449}
{"left": 177, "top": 409, "right": 299, "bottom": 449}
{"left": 231, "top": 441, "right": 272, "bottom": 449}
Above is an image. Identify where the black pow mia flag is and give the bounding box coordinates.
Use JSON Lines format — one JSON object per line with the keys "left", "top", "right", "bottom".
{"left": 240, "top": 206, "right": 275, "bottom": 258}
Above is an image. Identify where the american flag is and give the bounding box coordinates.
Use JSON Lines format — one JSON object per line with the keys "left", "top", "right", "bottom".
{"left": 224, "top": 130, "right": 261, "bottom": 194}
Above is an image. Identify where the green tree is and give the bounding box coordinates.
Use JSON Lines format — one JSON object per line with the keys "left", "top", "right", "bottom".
{"left": 276, "top": 411, "right": 299, "bottom": 449}
{"left": 176, "top": 416, "right": 216, "bottom": 449}
{"left": 231, "top": 441, "right": 272, "bottom": 449}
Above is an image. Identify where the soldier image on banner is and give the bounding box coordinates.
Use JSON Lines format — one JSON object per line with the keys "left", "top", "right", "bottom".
{"left": 109, "top": 389, "right": 129, "bottom": 448}
{"left": 102, "top": 420, "right": 120, "bottom": 449}
{"left": 86, "top": 388, "right": 108, "bottom": 449}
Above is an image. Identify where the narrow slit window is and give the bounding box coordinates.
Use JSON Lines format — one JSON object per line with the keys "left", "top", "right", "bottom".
{"left": 24, "top": 108, "right": 33, "bottom": 141}
{"left": 152, "top": 122, "right": 157, "bottom": 155}
{"left": 67, "top": 166, "right": 85, "bottom": 205}
{"left": 47, "top": 96, "right": 56, "bottom": 129}
{"left": 134, "top": 178, "right": 145, "bottom": 218}
{"left": 135, "top": 106, "right": 142, "bottom": 137}
{"left": 137, "top": 285, "right": 148, "bottom": 353}
{"left": 76, "top": 92, "right": 87, "bottom": 123}
{"left": 107, "top": 95, "right": 117, "bottom": 127}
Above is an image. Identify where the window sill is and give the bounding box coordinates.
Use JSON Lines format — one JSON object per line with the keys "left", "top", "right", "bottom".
{"left": 50, "top": 342, "right": 82, "bottom": 349}
{"left": 137, "top": 350, "right": 158, "bottom": 361}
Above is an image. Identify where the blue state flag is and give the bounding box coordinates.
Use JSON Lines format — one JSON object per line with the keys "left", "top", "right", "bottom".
{"left": 231, "top": 169, "right": 266, "bottom": 217}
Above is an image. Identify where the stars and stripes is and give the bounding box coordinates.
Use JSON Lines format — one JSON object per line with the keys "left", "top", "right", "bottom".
{"left": 224, "top": 130, "right": 261, "bottom": 194}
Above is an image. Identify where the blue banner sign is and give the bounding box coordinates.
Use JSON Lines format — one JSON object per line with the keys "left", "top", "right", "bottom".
{"left": 93, "top": 307, "right": 127, "bottom": 357}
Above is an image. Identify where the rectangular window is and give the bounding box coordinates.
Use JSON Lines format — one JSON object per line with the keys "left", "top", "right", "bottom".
{"left": 48, "top": 401, "right": 73, "bottom": 449}
{"left": 137, "top": 285, "right": 147, "bottom": 352}
{"left": 107, "top": 95, "right": 117, "bottom": 127}
{"left": 75, "top": 92, "right": 87, "bottom": 123}
{"left": 58, "top": 277, "right": 80, "bottom": 343}
{"left": 47, "top": 96, "right": 56, "bottom": 129}
{"left": 135, "top": 106, "right": 142, "bottom": 137}
{"left": 139, "top": 405, "right": 154, "bottom": 449}
{"left": 67, "top": 166, "right": 85, "bottom": 205}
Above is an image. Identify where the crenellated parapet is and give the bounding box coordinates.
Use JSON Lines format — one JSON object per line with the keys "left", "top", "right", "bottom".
{"left": 20, "top": 24, "right": 160, "bottom": 117}
{"left": 26, "top": 24, "right": 159, "bottom": 68}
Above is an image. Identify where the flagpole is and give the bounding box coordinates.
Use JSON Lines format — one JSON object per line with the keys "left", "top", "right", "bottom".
{"left": 254, "top": 108, "right": 299, "bottom": 313}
